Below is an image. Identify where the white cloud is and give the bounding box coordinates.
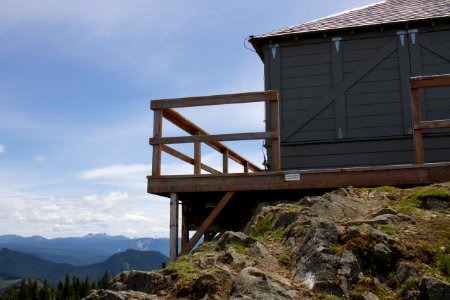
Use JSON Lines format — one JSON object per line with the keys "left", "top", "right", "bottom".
{"left": 33, "top": 154, "right": 46, "bottom": 162}
{"left": 81, "top": 164, "right": 148, "bottom": 180}
{"left": 122, "top": 213, "right": 149, "bottom": 223}
{"left": 83, "top": 191, "right": 128, "bottom": 209}
{"left": 0, "top": 144, "right": 5, "bottom": 154}
{"left": 0, "top": 189, "right": 169, "bottom": 238}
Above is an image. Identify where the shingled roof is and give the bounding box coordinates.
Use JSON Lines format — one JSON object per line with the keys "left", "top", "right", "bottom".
{"left": 252, "top": 0, "right": 450, "bottom": 39}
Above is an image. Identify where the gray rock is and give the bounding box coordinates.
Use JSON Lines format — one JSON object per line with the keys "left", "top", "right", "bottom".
{"left": 396, "top": 262, "right": 420, "bottom": 283}
{"left": 421, "top": 198, "right": 449, "bottom": 210}
{"left": 361, "top": 291, "right": 379, "bottom": 300}
{"left": 273, "top": 211, "right": 299, "bottom": 228}
{"left": 292, "top": 220, "right": 349, "bottom": 297}
{"left": 348, "top": 207, "right": 412, "bottom": 226}
{"left": 110, "top": 271, "right": 166, "bottom": 294}
{"left": 368, "top": 208, "right": 400, "bottom": 218}
{"left": 250, "top": 241, "right": 279, "bottom": 269}
{"left": 372, "top": 243, "right": 393, "bottom": 268}
{"left": 216, "top": 231, "right": 256, "bottom": 250}
{"left": 230, "top": 267, "right": 296, "bottom": 300}
{"left": 82, "top": 289, "right": 156, "bottom": 300}
{"left": 419, "top": 276, "right": 450, "bottom": 300}
{"left": 339, "top": 250, "right": 360, "bottom": 281}
{"left": 218, "top": 247, "right": 251, "bottom": 269}
{"left": 298, "top": 196, "right": 314, "bottom": 207}
{"left": 191, "top": 274, "right": 218, "bottom": 299}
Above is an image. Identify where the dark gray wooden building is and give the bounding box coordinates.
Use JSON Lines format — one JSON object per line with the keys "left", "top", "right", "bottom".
{"left": 250, "top": 0, "right": 450, "bottom": 170}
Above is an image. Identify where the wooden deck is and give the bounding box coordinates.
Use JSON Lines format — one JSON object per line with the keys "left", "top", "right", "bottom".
{"left": 148, "top": 75, "right": 450, "bottom": 261}
{"left": 148, "top": 162, "right": 450, "bottom": 196}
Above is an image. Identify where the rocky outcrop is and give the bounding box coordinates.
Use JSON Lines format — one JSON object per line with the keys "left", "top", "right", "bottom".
{"left": 83, "top": 289, "right": 157, "bottom": 299}
{"left": 419, "top": 276, "right": 450, "bottom": 300}
{"left": 230, "top": 267, "right": 296, "bottom": 300}
{"left": 84, "top": 183, "right": 450, "bottom": 299}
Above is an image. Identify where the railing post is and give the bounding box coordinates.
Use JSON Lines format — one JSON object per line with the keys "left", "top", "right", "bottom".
{"left": 152, "top": 109, "right": 163, "bottom": 176}
{"left": 271, "top": 94, "right": 281, "bottom": 171}
{"left": 169, "top": 193, "right": 178, "bottom": 262}
{"left": 411, "top": 87, "right": 424, "bottom": 164}
{"left": 222, "top": 149, "right": 228, "bottom": 173}
{"left": 194, "top": 130, "right": 201, "bottom": 175}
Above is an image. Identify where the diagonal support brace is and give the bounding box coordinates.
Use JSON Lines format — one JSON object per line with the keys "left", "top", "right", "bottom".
{"left": 179, "top": 191, "right": 235, "bottom": 256}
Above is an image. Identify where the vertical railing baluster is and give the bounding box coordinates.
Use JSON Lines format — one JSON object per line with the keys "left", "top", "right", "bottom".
{"left": 411, "top": 87, "right": 424, "bottom": 164}
{"left": 223, "top": 149, "right": 228, "bottom": 173}
{"left": 152, "top": 109, "right": 163, "bottom": 176}
{"left": 271, "top": 93, "right": 281, "bottom": 171}
{"left": 194, "top": 130, "right": 201, "bottom": 174}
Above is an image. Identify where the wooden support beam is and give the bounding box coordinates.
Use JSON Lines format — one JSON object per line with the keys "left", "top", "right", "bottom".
{"left": 150, "top": 131, "right": 277, "bottom": 145}
{"left": 410, "top": 74, "right": 450, "bottom": 89}
{"left": 415, "top": 119, "right": 450, "bottom": 130}
{"left": 152, "top": 110, "right": 163, "bottom": 176}
{"left": 169, "top": 193, "right": 178, "bottom": 262}
{"left": 243, "top": 161, "right": 249, "bottom": 173}
{"left": 149, "top": 163, "right": 450, "bottom": 194}
{"left": 151, "top": 91, "right": 278, "bottom": 109}
{"left": 161, "top": 145, "right": 220, "bottom": 174}
{"left": 161, "top": 108, "right": 262, "bottom": 172}
{"left": 179, "top": 192, "right": 235, "bottom": 256}
{"left": 181, "top": 202, "right": 189, "bottom": 251}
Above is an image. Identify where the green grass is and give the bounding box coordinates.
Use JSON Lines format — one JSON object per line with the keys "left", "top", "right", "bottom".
{"left": 407, "top": 188, "right": 450, "bottom": 206}
{"left": 315, "top": 293, "right": 344, "bottom": 300}
{"left": 436, "top": 254, "right": 450, "bottom": 279}
{"left": 396, "top": 276, "right": 420, "bottom": 297}
{"left": 165, "top": 252, "right": 222, "bottom": 287}
{"left": 250, "top": 215, "right": 273, "bottom": 238}
{"left": 377, "top": 224, "right": 401, "bottom": 235}
{"left": 227, "top": 243, "right": 249, "bottom": 255}
{"left": 359, "top": 186, "right": 400, "bottom": 192}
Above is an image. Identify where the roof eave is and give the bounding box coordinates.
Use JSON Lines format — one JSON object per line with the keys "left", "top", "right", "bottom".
{"left": 250, "top": 16, "right": 450, "bottom": 61}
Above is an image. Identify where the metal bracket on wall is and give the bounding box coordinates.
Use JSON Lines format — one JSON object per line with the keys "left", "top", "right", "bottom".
{"left": 397, "top": 30, "right": 407, "bottom": 47}
{"left": 332, "top": 37, "right": 342, "bottom": 53}
{"left": 408, "top": 29, "right": 418, "bottom": 45}
{"left": 270, "top": 44, "right": 279, "bottom": 59}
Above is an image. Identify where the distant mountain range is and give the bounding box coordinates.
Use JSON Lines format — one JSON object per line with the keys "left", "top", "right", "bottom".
{"left": 0, "top": 247, "right": 168, "bottom": 285}
{"left": 0, "top": 234, "right": 170, "bottom": 265}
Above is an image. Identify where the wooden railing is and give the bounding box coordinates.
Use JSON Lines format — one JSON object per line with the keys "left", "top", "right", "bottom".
{"left": 150, "top": 91, "right": 280, "bottom": 176}
{"left": 410, "top": 74, "right": 450, "bottom": 164}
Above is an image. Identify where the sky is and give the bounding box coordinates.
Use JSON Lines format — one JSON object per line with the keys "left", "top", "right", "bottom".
{"left": 0, "top": 0, "right": 378, "bottom": 238}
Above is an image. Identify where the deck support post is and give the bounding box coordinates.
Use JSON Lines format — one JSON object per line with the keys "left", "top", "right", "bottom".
{"left": 179, "top": 191, "right": 235, "bottom": 256}
{"left": 181, "top": 202, "right": 189, "bottom": 250}
{"left": 169, "top": 193, "right": 179, "bottom": 262}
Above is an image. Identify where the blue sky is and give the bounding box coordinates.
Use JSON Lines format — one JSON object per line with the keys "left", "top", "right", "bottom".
{"left": 0, "top": 0, "right": 378, "bottom": 238}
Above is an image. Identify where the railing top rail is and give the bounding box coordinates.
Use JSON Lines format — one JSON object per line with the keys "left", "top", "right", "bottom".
{"left": 151, "top": 90, "right": 278, "bottom": 110}
{"left": 410, "top": 74, "right": 450, "bottom": 89}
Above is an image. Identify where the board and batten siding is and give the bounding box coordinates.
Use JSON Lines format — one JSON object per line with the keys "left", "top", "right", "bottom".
{"left": 264, "top": 24, "right": 450, "bottom": 170}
